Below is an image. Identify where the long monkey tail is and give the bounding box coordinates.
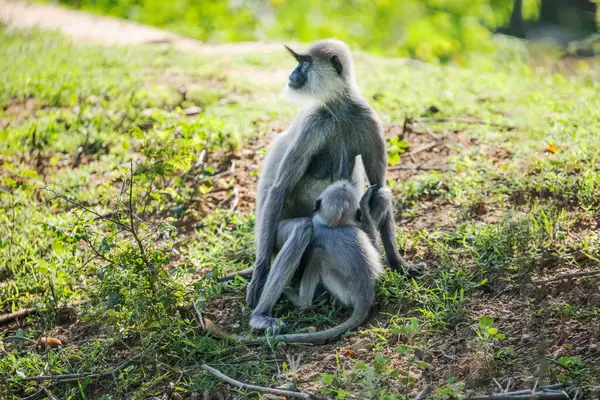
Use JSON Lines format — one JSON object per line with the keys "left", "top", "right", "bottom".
{"left": 269, "top": 301, "right": 372, "bottom": 344}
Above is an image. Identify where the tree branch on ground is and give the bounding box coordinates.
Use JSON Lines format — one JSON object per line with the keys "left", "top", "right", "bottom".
{"left": 416, "top": 117, "right": 514, "bottom": 130}
{"left": 532, "top": 270, "right": 600, "bottom": 284}
{"left": 201, "top": 364, "right": 329, "bottom": 400}
{"left": 3, "top": 359, "right": 133, "bottom": 383}
{"left": 388, "top": 164, "right": 454, "bottom": 171}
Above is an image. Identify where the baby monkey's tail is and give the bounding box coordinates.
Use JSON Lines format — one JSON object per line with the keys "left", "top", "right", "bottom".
{"left": 270, "top": 302, "right": 372, "bottom": 344}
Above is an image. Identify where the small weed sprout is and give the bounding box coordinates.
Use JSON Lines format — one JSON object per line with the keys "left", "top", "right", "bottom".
{"left": 472, "top": 315, "right": 505, "bottom": 357}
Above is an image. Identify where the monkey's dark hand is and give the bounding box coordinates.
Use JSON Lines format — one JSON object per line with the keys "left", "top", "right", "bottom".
{"left": 360, "top": 184, "right": 379, "bottom": 216}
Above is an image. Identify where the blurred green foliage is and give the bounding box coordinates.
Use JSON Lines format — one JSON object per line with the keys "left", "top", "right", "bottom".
{"left": 53, "top": 0, "right": 543, "bottom": 63}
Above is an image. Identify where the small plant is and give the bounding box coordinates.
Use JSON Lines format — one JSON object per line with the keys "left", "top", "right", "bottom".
{"left": 387, "top": 137, "right": 409, "bottom": 166}
{"left": 472, "top": 316, "right": 505, "bottom": 355}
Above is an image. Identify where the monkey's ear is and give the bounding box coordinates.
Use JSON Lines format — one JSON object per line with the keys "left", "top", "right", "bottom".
{"left": 314, "top": 198, "right": 322, "bottom": 212}
{"left": 331, "top": 55, "right": 343, "bottom": 76}
{"left": 356, "top": 208, "right": 363, "bottom": 222}
{"left": 285, "top": 45, "right": 301, "bottom": 61}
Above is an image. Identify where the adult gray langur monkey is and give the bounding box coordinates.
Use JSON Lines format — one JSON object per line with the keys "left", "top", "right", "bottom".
{"left": 246, "top": 38, "right": 423, "bottom": 310}
{"left": 250, "top": 181, "right": 383, "bottom": 343}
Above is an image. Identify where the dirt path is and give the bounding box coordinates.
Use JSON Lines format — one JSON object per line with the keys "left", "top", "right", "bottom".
{"left": 0, "top": 0, "right": 282, "bottom": 55}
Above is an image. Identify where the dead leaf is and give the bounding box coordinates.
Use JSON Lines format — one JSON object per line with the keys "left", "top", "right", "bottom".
{"left": 342, "top": 349, "right": 357, "bottom": 357}
{"left": 39, "top": 337, "right": 62, "bottom": 348}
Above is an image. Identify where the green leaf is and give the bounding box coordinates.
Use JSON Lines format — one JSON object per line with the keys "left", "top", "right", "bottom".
{"left": 495, "top": 333, "right": 505, "bottom": 340}
{"left": 320, "top": 373, "right": 333, "bottom": 385}
{"left": 52, "top": 240, "right": 66, "bottom": 254}
{"left": 388, "top": 151, "right": 401, "bottom": 167}
{"left": 488, "top": 327, "right": 498, "bottom": 335}
{"left": 395, "top": 345, "right": 410, "bottom": 355}
{"left": 479, "top": 315, "right": 493, "bottom": 328}
{"left": 36, "top": 260, "right": 49, "bottom": 274}
{"left": 407, "top": 317, "right": 419, "bottom": 334}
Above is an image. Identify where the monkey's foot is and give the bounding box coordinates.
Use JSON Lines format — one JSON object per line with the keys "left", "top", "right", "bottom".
{"left": 403, "top": 262, "right": 426, "bottom": 278}
{"left": 250, "top": 315, "right": 286, "bottom": 336}
{"left": 389, "top": 257, "right": 426, "bottom": 278}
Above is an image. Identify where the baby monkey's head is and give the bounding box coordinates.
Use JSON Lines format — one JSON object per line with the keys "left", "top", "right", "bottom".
{"left": 313, "top": 180, "right": 362, "bottom": 227}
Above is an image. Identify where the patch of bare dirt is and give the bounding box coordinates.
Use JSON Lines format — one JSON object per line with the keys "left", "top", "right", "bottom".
{"left": 384, "top": 123, "right": 476, "bottom": 182}
{"left": 1, "top": 97, "right": 37, "bottom": 128}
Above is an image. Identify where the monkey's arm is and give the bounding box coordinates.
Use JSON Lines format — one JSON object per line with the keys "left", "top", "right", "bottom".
{"left": 247, "top": 124, "right": 325, "bottom": 306}
{"left": 362, "top": 122, "right": 425, "bottom": 276}
{"left": 359, "top": 185, "right": 380, "bottom": 247}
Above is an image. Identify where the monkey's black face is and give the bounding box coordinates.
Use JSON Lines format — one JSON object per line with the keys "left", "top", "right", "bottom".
{"left": 285, "top": 45, "right": 311, "bottom": 89}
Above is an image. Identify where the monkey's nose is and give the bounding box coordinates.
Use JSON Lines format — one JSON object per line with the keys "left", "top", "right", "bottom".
{"left": 289, "top": 69, "right": 306, "bottom": 89}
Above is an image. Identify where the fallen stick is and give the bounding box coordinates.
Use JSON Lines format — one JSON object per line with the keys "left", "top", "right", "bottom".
{"left": 388, "top": 164, "right": 454, "bottom": 172}
{"left": 416, "top": 117, "right": 514, "bottom": 130}
{"left": 4, "top": 360, "right": 132, "bottom": 383}
{"left": 218, "top": 267, "right": 254, "bottom": 282}
{"left": 464, "top": 389, "right": 569, "bottom": 399}
{"left": 0, "top": 308, "right": 35, "bottom": 325}
{"left": 202, "top": 318, "right": 260, "bottom": 345}
{"left": 191, "top": 301, "right": 205, "bottom": 331}
{"left": 201, "top": 364, "right": 329, "bottom": 400}
{"left": 406, "top": 142, "right": 438, "bottom": 157}
{"left": 42, "top": 386, "right": 58, "bottom": 400}
{"left": 20, "top": 385, "right": 54, "bottom": 400}
{"left": 0, "top": 300, "right": 89, "bottom": 326}
{"left": 532, "top": 269, "right": 600, "bottom": 284}
{"left": 0, "top": 336, "right": 39, "bottom": 345}
{"left": 415, "top": 120, "right": 442, "bottom": 141}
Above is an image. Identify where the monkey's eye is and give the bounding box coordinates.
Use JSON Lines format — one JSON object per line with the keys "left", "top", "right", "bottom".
{"left": 302, "top": 60, "right": 309, "bottom": 69}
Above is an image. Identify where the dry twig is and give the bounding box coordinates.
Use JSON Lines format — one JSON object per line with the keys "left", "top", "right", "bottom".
{"left": 218, "top": 267, "right": 254, "bottom": 282}
{"left": 464, "top": 389, "right": 569, "bottom": 399}
{"left": 415, "top": 120, "right": 442, "bottom": 141}
{"left": 405, "top": 142, "right": 438, "bottom": 157}
{"left": 0, "top": 308, "right": 35, "bottom": 325}
{"left": 4, "top": 360, "right": 133, "bottom": 383}
{"left": 532, "top": 270, "right": 600, "bottom": 284}
{"left": 0, "top": 336, "right": 39, "bottom": 345}
{"left": 416, "top": 117, "right": 514, "bottom": 130}
{"left": 42, "top": 386, "right": 58, "bottom": 400}
{"left": 388, "top": 164, "right": 454, "bottom": 172}
{"left": 201, "top": 364, "right": 329, "bottom": 399}
{"left": 191, "top": 300, "right": 205, "bottom": 330}
{"left": 0, "top": 300, "right": 88, "bottom": 326}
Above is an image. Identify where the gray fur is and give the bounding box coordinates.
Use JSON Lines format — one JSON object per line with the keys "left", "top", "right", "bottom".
{"left": 247, "top": 38, "right": 422, "bottom": 311}
{"left": 252, "top": 181, "right": 383, "bottom": 343}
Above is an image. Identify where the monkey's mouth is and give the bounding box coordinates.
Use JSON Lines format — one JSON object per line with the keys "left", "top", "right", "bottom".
{"left": 288, "top": 76, "right": 306, "bottom": 90}
{"left": 288, "top": 67, "right": 307, "bottom": 89}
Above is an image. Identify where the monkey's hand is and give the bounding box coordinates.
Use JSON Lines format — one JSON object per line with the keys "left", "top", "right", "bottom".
{"left": 359, "top": 184, "right": 379, "bottom": 219}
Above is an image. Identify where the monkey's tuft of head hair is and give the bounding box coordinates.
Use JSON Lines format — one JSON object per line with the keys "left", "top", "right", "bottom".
{"left": 314, "top": 180, "right": 361, "bottom": 227}
{"left": 284, "top": 39, "right": 358, "bottom": 105}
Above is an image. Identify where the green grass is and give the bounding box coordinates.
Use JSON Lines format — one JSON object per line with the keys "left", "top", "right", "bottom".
{"left": 1, "top": 25, "right": 600, "bottom": 399}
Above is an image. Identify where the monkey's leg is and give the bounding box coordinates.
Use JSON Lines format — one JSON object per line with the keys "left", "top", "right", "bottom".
{"left": 370, "top": 187, "right": 425, "bottom": 277}
{"left": 293, "top": 251, "right": 324, "bottom": 308}
{"left": 250, "top": 218, "right": 313, "bottom": 333}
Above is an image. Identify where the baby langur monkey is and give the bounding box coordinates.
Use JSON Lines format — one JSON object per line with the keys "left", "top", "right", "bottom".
{"left": 250, "top": 179, "right": 384, "bottom": 344}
